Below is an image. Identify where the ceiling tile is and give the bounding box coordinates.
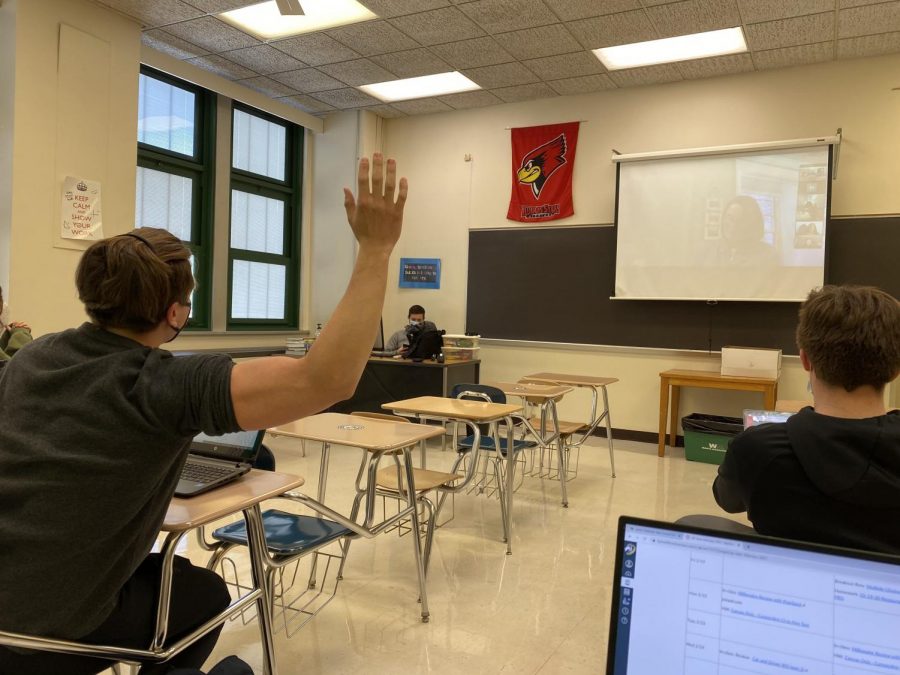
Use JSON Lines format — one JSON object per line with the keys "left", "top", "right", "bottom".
{"left": 838, "top": 30, "right": 900, "bottom": 58}
{"left": 676, "top": 53, "right": 755, "bottom": 79}
{"left": 463, "top": 61, "right": 539, "bottom": 88}
{"left": 142, "top": 29, "right": 210, "bottom": 60}
{"left": 221, "top": 45, "right": 306, "bottom": 74}
{"left": 327, "top": 20, "right": 421, "bottom": 56}
{"left": 753, "top": 41, "right": 833, "bottom": 69}
{"left": 318, "top": 59, "right": 397, "bottom": 86}
{"left": 182, "top": 0, "right": 257, "bottom": 11}
{"left": 607, "top": 63, "right": 683, "bottom": 86}
{"left": 548, "top": 0, "right": 642, "bottom": 21}
{"left": 96, "top": 0, "right": 202, "bottom": 28}
{"left": 185, "top": 54, "right": 257, "bottom": 79}
{"left": 429, "top": 37, "right": 515, "bottom": 68}
{"left": 493, "top": 23, "right": 584, "bottom": 60}
{"left": 492, "top": 82, "right": 558, "bottom": 103}
{"left": 361, "top": 104, "right": 407, "bottom": 118}
{"left": 457, "top": 0, "right": 558, "bottom": 34}
{"left": 358, "top": 0, "right": 452, "bottom": 18}
{"left": 277, "top": 94, "right": 336, "bottom": 114}
{"left": 644, "top": 0, "right": 742, "bottom": 39}
{"left": 270, "top": 68, "right": 346, "bottom": 93}
{"left": 838, "top": 2, "right": 900, "bottom": 39}
{"left": 389, "top": 7, "right": 486, "bottom": 45}
{"left": 163, "top": 16, "right": 259, "bottom": 52}
{"left": 235, "top": 76, "right": 298, "bottom": 97}
{"left": 547, "top": 73, "right": 617, "bottom": 95}
{"left": 738, "top": 0, "right": 835, "bottom": 24}
{"left": 390, "top": 98, "right": 455, "bottom": 114}
{"left": 522, "top": 52, "right": 605, "bottom": 80}
{"left": 310, "top": 88, "right": 383, "bottom": 108}
{"left": 439, "top": 89, "right": 505, "bottom": 108}
{"left": 272, "top": 34, "right": 361, "bottom": 66}
{"left": 369, "top": 49, "right": 453, "bottom": 78}
{"left": 744, "top": 12, "right": 835, "bottom": 51}
{"left": 567, "top": 10, "right": 659, "bottom": 49}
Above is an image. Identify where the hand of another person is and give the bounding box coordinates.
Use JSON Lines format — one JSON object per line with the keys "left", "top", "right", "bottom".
{"left": 343, "top": 153, "right": 407, "bottom": 254}
{"left": 9, "top": 321, "right": 30, "bottom": 331}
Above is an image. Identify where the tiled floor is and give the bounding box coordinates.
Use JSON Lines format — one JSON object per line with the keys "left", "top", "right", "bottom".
{"left": 176, "top": 434, "right": 745, "bottom": 674}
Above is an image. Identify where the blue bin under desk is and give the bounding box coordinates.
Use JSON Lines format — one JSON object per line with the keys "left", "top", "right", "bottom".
{"left": 213, "top": 509, "right": 352, "bottom": 556}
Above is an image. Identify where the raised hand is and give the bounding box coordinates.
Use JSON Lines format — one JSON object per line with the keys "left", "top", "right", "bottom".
{"left": 343, "top": 153, "right": 407, "bottom": 254}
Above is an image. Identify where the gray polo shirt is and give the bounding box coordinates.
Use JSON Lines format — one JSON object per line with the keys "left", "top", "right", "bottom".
{"left": 0, "top": 323, "right": 240, "bottom": 638}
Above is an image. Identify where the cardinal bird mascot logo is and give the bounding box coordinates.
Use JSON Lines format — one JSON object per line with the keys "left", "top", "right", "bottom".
{"left": 507, "top": 121, "right": 579, "bottom": 223}
{"left": 516, "top": 134, "right": 567, "bottom": 199}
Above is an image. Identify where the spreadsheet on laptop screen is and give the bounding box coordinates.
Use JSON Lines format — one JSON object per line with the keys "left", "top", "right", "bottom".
{"left": 608, "top": 520, "right": 900, "bottom": 674}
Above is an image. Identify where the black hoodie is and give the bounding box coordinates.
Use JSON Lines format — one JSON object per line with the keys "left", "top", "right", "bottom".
{"left": 713, "top": 406, "right": 900, "bottom": 554}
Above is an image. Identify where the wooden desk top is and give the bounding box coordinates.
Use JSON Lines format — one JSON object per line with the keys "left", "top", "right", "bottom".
{"left": 383, "top": 396, "right": 521, "bottom": 421}
{"left": 486, "top": 381, "right": 573, "bottom": 400}
{"left": 268, "top": 412, "right": 444, "bottom": 451}
{"left": 521, "top": 372, "right": 618, "bottom": 388}
{"left": 164, "top": 470, "right": 304, "bottom": 531}
{"left": 660, "top": 368, "right": 778, "bottom": 385}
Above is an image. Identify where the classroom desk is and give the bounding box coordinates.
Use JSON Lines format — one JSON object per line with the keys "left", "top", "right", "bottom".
{"left": 520, "top": 372, "right": 618, "bottom": 478}
{"left": 164, "top": 470, "right": 303, "bottom": 675}
{"left": 485, "top": 381, "right": 575, "bottom": 506}
{"left": 328, "top": 357, "right": 480, "bottom": 414}
{"left": 658, "top": 369, "right": 778, "bottom": 457}
{"left": 0, "top": 471, "right": 304, "bottom": 675}
{"left": 382, "top": 396, "right": 522, "bottom": 555}
{"left": 265, "top": 413, "right": 444, "bottom": 622}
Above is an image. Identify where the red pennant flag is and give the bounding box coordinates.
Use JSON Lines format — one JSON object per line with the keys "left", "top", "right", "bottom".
{"left": 507, "top": 121, "right": 579, "bottom": 223}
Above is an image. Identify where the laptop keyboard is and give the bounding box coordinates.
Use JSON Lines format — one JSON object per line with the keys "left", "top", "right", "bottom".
{"left": 181, "top": 460, "right": 236, "bottom": 483}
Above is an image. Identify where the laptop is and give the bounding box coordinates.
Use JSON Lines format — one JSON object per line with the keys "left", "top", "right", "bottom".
{"left": 742, "top": 409, "right": 795, "bottom": 428}
{"left": 175, "top": 429, "right": 264, "bottom": 498}
{"left": 606, "top": 516, "right": 900, "bottom": 674}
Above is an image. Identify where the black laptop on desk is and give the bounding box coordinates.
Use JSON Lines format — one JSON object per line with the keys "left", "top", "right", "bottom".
{"left": 175, "top": 430, "right": 264, "bottom": 498}
{"left": 606, "top": 516, "right": 900, "bottom": 674}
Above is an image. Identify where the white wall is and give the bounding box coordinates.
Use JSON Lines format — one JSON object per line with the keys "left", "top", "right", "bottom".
{"left": 382, "top": 54, "right": 900, "bottom": 433}
{"left": 7, "top": 0, "right": 141, "bottom": 333}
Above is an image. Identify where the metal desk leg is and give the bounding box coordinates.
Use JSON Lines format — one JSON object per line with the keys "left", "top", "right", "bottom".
{"left": 504, "top": 416, "right": 514, "bottom": 556}
{"left": 602, "top": 386, "right": 616, "bottom": 478}
{"left": 308, "top": 441, "right": 331, "bottom": 588}
{"left": 244, "top": 505, "right": 278, "bottom": 675}
{"left": 402, "top": 447, "right": 430, "bottom": 622}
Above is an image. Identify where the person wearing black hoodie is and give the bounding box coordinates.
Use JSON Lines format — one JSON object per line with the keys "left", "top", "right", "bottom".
{"left": 712, "top": 284, "right": 900, "bottom": 553}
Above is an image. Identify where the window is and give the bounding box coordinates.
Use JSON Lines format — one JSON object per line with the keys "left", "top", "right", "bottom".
{"left": 136, "top": 66, "right": 214, "bottom": 329}
{"left": 228, "top": 104, "right": 301, "bottom": 329}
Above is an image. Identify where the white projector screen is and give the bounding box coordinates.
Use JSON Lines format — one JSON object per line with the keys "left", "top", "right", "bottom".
{"left": 614, "top": 146, "right": 830, "bottom": 301}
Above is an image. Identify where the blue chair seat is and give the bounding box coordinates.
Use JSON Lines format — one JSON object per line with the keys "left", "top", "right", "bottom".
{"left": 212, "top": 509, "right": 353, "bottom": 557}
{"left": 457, "top": 435, "right": 537, "bottom": 456}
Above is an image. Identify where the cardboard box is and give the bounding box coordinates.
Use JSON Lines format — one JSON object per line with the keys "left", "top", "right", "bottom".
{"left": 721, "top": 346, "right": 782, "bottom": 379}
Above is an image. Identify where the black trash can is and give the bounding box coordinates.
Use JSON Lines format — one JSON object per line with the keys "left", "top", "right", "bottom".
{"left": 681, "top": 413, "right": 743, "bottom": 464}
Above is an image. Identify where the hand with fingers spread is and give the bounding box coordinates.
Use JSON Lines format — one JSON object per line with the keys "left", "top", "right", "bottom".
{"left": 343, "top": 153, "right": 407, "bottom": 254}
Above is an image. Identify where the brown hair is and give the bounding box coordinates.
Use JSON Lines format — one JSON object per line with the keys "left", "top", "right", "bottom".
{"left": 75, "top": 227, "right": 194, "bottom": 332}
{"left": 796, "top": 285, "right": 900, "bottom": 392}
{"left": 408, "top": 304, "right": 425, "bottom": 317}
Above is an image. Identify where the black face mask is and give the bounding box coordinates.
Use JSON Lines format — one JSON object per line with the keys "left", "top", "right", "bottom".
{"left": 165, "top": 305, "right": 191, "bottom": 343}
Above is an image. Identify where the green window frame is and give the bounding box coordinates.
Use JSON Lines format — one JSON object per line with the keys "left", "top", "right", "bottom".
{"left": 136, "top": 66, "right": 215, "bottom": 330}
{"left": 227, "top": 102, "right": 302, "bottom": 331}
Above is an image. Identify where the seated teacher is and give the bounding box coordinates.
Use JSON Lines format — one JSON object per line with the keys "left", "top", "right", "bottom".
{"left": 385, "top": 304, "right": 436, "bottom": 356}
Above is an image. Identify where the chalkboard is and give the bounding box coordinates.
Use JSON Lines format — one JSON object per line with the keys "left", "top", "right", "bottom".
{"left": 465, "top": 216, "right": 899, "bottom": 355}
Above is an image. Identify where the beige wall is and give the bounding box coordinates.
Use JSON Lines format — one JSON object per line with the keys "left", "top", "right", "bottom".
{"left": 7, "top": 0, "right": 140, "bottom": 332}
{"left": 382, "top": 54, "right": 900, "bottom": 432}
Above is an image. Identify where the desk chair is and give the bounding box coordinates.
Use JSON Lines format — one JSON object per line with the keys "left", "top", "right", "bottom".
{"left": 351, "top": 412, "right": 463, "bottom": 576}
{"left": 451, "top": 384, "right": 536, "bottom": 502}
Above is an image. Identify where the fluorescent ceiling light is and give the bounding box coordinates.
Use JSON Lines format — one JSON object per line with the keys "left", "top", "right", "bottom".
{"left": 360, "top": 72, "right": 481, "bottom": 102}
{"left": 593, "top": 27, "right": 747, "bottom": 71}
{"left": 220, "top": 0, "right": 376, "bottom": 40}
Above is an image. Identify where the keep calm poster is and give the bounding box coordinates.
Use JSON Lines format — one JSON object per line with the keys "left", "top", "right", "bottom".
{"left": 61, "top": 176, "right": 104, "bottom": 240}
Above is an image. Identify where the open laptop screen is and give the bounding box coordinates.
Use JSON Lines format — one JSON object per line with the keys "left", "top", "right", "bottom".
{"left": 607, "top": 517, "right": 900, "bottom": 674}
{"left": 192, "top": 430, "right": 261, "bottom": 462}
